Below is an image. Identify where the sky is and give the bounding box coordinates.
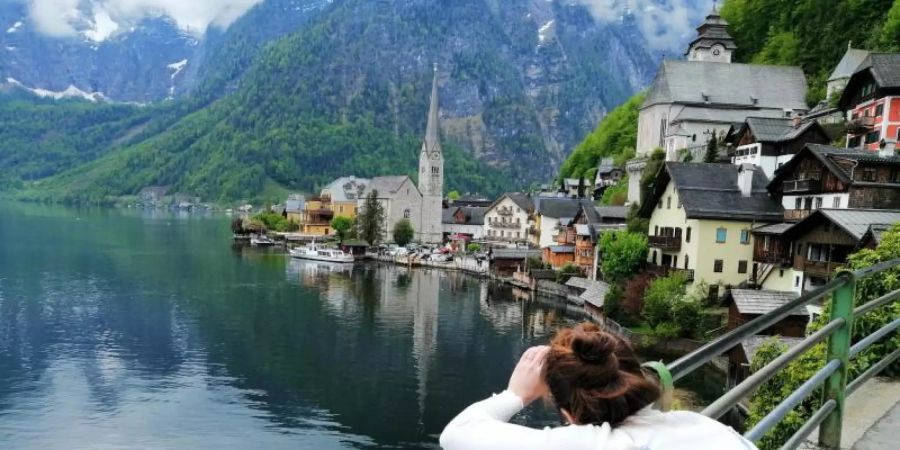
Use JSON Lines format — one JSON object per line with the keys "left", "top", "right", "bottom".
{"left": 571, "top": 0, "right": 715, "bottom": 52}
{"left": 24, "top": 0, "right": 263, "bottom": 37}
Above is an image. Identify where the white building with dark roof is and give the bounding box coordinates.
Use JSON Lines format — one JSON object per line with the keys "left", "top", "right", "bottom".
{"left": 628, "top": 6, "right": 808, "bottom": 204}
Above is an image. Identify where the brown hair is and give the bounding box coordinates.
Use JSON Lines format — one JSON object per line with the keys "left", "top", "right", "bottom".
{"left": 543, "top": 322, "right": 660, "bottom": 427}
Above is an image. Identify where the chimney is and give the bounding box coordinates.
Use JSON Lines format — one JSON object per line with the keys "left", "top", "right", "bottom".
{"left": 879, "top": 139, "right": 896, "bottom": 158}
{"left": 792, "top": 116, "right": 802, "bottom": 128}
{"left": 738, "top": 163, "right": 755, "bottom": 197}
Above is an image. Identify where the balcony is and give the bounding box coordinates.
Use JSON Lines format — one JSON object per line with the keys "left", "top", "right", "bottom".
{"left": 845, "top": 116, "right": 876, "bottom": 134}
{"left": 490, "top": 220, "right": 521, "bottom": 229}
{"left": 647, "top": 264, "right": 695, "bottom": 282}
{"left": 803, "top": 259, "right": 844, "bottom": 278}
{"left": 648, "top": 235, "right": 682, "bottom": 251}
{"left": 782, "top": 178, "right": 821, "bottom": 194}
{"left": 753, "top": 249, "right": 791, "bottom": 266}
{"left": 496, "top": 208, "right": 515, "bottom": 216}
{"left": 784, "top": 209, "right": 812, "bottom": 222}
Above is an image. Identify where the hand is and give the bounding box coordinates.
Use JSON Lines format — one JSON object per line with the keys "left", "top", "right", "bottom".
{"left": 507, "top": 345, "right": 550, "bottom": 406}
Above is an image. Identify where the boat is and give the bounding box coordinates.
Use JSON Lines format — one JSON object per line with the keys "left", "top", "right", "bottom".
{"left": 289, "top": 242, "right": 354, "bottom": 263}
{"left": 250, "top": 235, "right": 277, "bottom": 246}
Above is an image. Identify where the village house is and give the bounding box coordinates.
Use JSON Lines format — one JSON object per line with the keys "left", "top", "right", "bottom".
{"left": 531, "top": 197, "right": 593, "bottom": 248}
{"left": 593, "top": 158, "right": 623, "bottom": 199}
{"left": 284, "top": 194, "right": 306, "bottom": 224}
{"left": 483, "top": 193, "right": 534, "bottom": 246}
{"left": 543, "top": 204, "right": 628, "bottom": 276}
{"left": 768, "top": 144, "right": 900, "bottom": 222}
{"left": 838, "top": 52, "right": 900, "bottom": 151}
{"left": 299, "top": 195, "right": 336, "bottom": 236}
{"left": 320, "top": 176, "right": 368, "bottom": 219}
{"left": 639, "top": 162, "right": 784, "bottom": 295}
{"left": 490, "top": 249, "right": 541, "bottom": 277}
{"left": 723, "top": 289, "right": 809, "bottom": 385}
{"left": 442, "top": 206, "right": 487, "bottom": 242}
{"left": 727, "top": 117, "right": 831, "bottom": 179}
{"left": 627, "top": 5, "right": 808, "bottom": 203}
{"left": 565, "top": 277, "right": 611, "bottom": 310}
{"left": 760, "top": 209, "right": 900, "bottom": 293}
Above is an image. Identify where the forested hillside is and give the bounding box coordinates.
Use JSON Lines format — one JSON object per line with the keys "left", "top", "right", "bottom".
{"left": 560, "top": 0, "right": 898, "bottom": 180}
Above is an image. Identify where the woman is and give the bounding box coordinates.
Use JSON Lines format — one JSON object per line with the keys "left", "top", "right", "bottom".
{"left": 440, "top": 323, "right": 756, "bottom": 450}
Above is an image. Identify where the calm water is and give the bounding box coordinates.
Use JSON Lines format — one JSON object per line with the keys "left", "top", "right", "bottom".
{"left": 0, "top": 202, "right": 590, "bottom": 449}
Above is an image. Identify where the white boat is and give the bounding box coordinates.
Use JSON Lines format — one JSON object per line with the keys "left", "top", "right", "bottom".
{"left": 289, "top": 242, "right": 354, "bottom": 263}
{"left": 250, "top": 235, "right": 277, "bottom": 246}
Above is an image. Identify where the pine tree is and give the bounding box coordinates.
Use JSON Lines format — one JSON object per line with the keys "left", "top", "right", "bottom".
{"left": 358, "top": 190, "right": 385, "bottom": 245}
{"left": 704, "top": 130, "right": 719, "bottom": 163}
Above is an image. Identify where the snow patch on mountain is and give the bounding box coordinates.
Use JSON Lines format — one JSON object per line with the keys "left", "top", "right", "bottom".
{"left": 5, "top": 78, "right": 108, "bottom": 102}
{"left": 83, "top": 8, "right": 120, "bottom": 42}
{"left": 538, "top": 20, "right": 555, "bottom": 44}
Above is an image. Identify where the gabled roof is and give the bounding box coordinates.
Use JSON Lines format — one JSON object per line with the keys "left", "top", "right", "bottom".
{"left": 741, "top": 335, "right": 805, "bottom": 364}
{"left": 752, "top": 222, "right": 792, "bottom": 236}
{"left": 739, "top": 117, "right": 824, "bottom": 143}
{"left": 856, "top": 53, "right": 900, "bottom": 89}
{"left": 640, "top": 162, "right": 783, "bottom": 222}
{"left": 828, "top": 48, "right": 871, "bottom": 82}
{"left": 442, "top": 207, "right": 458, "bottom": 224}
{"left": 487, "top": 192, "right": 534, "bottom": 213}
{"left": 536, "top": 198, "right": 593, "bottom": 219}
{"left": 727, "top": 289, "right": 806, "bottom": 316}
{"left": 363, "top": 176, "right": 418, "bottom": 198}
{"left": 769, "top": 144, "right": 900, "bottom": 189}
{"left": 642, "top": 61, "right": 808, "bottom": 111}
{"left": 594, "top": 206, "right": 629, "bottom": 220}
{"left": 858, "top": 224, "right": 892, "bottom": 249}
{"left": 597, "top": 158, "right": 616, "bottom": 175}
{"left": 565, "top": 277, "right": 592, "bottom": 289}
{"left": 322, "top": 176, "right": 369, "bottom": 202}
{"left": 784, "top": 209, "right": 900, "bottom": 241}
{"left": 442, "top": 206, "right": 487, "bottom": 226}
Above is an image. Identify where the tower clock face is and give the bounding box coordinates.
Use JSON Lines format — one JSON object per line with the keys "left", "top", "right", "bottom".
{"left": 713, "top": 48, "right": 721, "bottom": 56}
{"left": 431, "top": 152, "right": 441, "bottom": 160}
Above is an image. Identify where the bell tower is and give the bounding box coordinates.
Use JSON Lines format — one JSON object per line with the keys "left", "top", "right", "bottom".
{"left": 418, "top": 64, "right": 444, "bottom": 243}
{"left": 685, "top": 3, "right": 736, "bottom": 63}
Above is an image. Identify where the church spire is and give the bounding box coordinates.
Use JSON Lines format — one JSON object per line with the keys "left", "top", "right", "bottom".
{"left": 423, "top": 64, "right": 441, "bottom": 154}
{"left": 685, "top": 3, "right": 736, "bottom": 63}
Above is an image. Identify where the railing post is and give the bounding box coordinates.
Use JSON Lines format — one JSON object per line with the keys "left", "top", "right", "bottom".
{"left": 818, "top": 271, "right": 855, "bottom": 449}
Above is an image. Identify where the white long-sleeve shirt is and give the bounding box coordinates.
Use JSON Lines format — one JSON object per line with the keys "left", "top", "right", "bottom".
{"left": 440, "top": 391, "right": 758, "bottom": 450}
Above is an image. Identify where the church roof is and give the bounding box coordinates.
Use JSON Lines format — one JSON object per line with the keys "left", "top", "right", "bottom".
{"left": 422, "top": 64, "right": 442, "bottom": 155}
{"left": 827, "top": 47, "right": 871, "bottom": 82}
{"left": 643, "top": 61, "right": 808, "bottom": 111}
{"left": 363, "top": 176, "right": 419, "bottom": 198}
{"left": 685, "top": 6, "right": 736, "bottom": 55}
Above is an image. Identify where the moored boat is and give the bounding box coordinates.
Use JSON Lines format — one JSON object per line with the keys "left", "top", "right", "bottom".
{"left": 250, "top": 235, "right": 277, "bottom": 246}
{"left": 289, "top": 242, "right": 354, "bottom": 263}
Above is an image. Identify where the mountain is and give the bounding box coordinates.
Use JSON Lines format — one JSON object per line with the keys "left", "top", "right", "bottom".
{"left": 3, "top": 0, "right": 670, "bottom": 203}
{"left": 0, "top": 0, "right": 331, "bottom": 102}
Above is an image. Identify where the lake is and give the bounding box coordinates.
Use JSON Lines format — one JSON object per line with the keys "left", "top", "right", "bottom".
{"left": 0, "top": 202, "right": 597, "bottom": 449}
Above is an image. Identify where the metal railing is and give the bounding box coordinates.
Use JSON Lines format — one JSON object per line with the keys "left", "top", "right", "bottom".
{"left": 643, "top": 258, "right": 900, "bottom": 449}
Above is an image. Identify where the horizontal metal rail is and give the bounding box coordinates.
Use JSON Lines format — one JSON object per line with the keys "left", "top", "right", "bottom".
{"left": 744, "top": 359, "right": 841, "bottom": 442}
{"left": 702, "top": 319, "right": 844, "bottom": 419}
{"left": 779, "top": 399, "right": 837, "bottom": 450}
{"left": 669, "top": 275, "right": 848, "bottom": 381}
{"left": 853, "top": 288, "right": 900, "bottom": 316}
{"left": 849, "top": 317, "right": 900, "bottom": 358}
{"left": 847, "top": 347, "right": 900, "bottom": 395}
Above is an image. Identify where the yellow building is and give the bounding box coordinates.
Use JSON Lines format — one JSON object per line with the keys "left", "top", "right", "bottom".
{"left": 639, "top": 162, "right": 784, "bottom": 295}
{"left": 294, "top": 176, "right": 370, "bottom": 237}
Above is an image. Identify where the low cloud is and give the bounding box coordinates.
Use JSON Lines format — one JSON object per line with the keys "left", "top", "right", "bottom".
{"left": 569, "top": 0, "right": 714, "bottom": 53}
{"left": 25, "top": 0, "right": 263, "bottom": 37}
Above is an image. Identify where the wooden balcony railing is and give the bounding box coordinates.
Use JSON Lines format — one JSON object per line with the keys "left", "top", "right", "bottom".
{"left": 785, "top": 209, "right": 812, "bottom": 222}
{"left": 754, "top": 249, "right": 791, "bottom": 266}
{"left": 782, "top": 178, "right": 821, "bottom": 194}
{"left": 803, "top": 259, "right": 845, "bottom": 278}
{"left": 649, "top": 235, "right": 682, "bottom": 251}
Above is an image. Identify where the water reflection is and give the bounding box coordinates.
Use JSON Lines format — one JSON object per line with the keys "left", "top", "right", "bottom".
{"left": 0, "top": 202, "right": 580, "bottom": 449}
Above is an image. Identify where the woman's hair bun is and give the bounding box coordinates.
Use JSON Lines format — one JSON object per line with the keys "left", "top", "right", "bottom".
{"left": 571, "top": 328, "right": 619, "bottom": 368}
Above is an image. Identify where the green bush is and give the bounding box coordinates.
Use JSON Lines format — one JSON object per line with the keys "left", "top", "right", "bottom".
{"left": 466, "top": 243, "right": 482, "bottom": 253}
{"left": 556, "top": 263, "right": 583, "bottom": 284}
{"left": 599, "top": 230, "right": 649, "bottom": 282}
{"left": 393, "top": 219, "right": 414, "bottom": 246}
{"left": 641, "top": 271, "right": 702, "bottom": 338}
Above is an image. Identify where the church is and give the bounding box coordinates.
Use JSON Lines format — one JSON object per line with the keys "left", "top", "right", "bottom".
{"left": 360, "top": 65, "right": 444, "bottom": 244}
{"left": 627, "top": 5, "right": 809, "bottom": 203}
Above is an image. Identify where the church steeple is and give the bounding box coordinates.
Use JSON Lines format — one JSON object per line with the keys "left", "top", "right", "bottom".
{"left": 685, "top": 3, "right": 736, "bottom": 63}
{"left": 423, "top": 64, "right": 442, "bottom": 155}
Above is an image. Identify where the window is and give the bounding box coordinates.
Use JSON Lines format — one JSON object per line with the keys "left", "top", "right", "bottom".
{"left": 875, "top": 104, "right": 884, "bottom": 117}
{"left": 795, "top": 276, "right": 801, "bottom": 287}
{"left": 654, "top": 225, "right": 659, "bottom": 236}
{"left": 740, "top": 229, "right": 750, "bottom": 245}
{"left": 714, "top": 259, "right": 724, "bottom": 273}
{"left": 666, "top": 196, "right": 671, "bottom": 209}
{"left": 795, "top": 198, "right": 802, "bottom": 209}
{"left": 865, "top": 131, "right": 879, "bottom": 144}
{"left": 738, "top": 260, "right": 748, "bottom": 274}
{"left": 686, "top": 227, "right": 692, "bottom": 243}
{"left": 779, "top": 269, "right": 785, "bottom": 277}
{"left": 673, "top": 255, "right": 678, "bottom": 268}
{"left": 403, "top": 209, "right": 411, "bottom": 219}
{"left": 848, "top": 136, "right": 862, "bottom": 148}
{"left": 814, "top": 197, "right": 823, "bottom": 209}
{"left": 716, "top": 227, "right": 727, "bottom": 243}
{"left": 651, "top": 251, "right": 657, "bottom": 264}
{"left": 431, "top": 166, "right": 440, "bottom": 174}
{"left": 658, "top": 200, "right": 662, "bottom": 209}
{"left": 861, "top": 168, "right": 876, "bottom": 182}
{"left": 804, "top": 197, "right": 813, "bottom": 210}
{"left": 832, "top": 197, "right": 841, "bottom": 208}
{"left": 684, "top": 255, "right": 689, "bottom": 269}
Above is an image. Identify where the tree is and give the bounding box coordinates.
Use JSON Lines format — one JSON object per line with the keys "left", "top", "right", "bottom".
{"left": 393, "top": 219, "right": 415, "bottom": 246}
{"left": 447, "top": 190, "right": 461, "bottom": 201}
{"left": 556, "top": 263, "right": 583, "bottom": 284}
{"left": 599, "top": 231, "right": 649, "bottom": 282}
{"left": 704, "top": 130, "right": 719, "bottom": 163}
{"left": 330, "top": 216, "right": 354, "bottom": 244}
{"left": 358, "top": 190, "right": 386, "bottom": 246}
{"left": 466, "top": 242, "right": 481, "bottom": 253}
{"left": 642, "top": 271, "right": 688, "bottom": 329}
{"left": 230, "top": 217, "right": 247, "bottom": 235}
{"left": 577, "top": 176, "right": 586, "bottom": 198}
